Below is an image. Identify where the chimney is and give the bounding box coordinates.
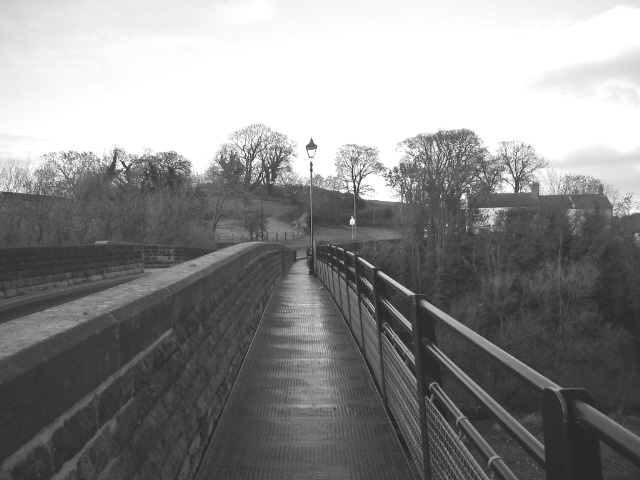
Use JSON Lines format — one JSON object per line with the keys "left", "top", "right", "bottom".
{"left": 598, "top": 184, "right": 604, "bottom": 195}
{"left": 531, "top": 182, "right": 539, "bottom": 197}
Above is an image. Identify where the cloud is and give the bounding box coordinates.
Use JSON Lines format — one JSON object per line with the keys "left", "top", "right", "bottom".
{"left": 0, "top": 132, "right": 49, "bottom": 158}
{"left": 551, "top": 144, "right": 640, "bottom": 197}
{"left": 532, "top": 47, "right": 640, "bottom": 107}
{"left": 212, "top": 0, "right": 274, "bottom": 25}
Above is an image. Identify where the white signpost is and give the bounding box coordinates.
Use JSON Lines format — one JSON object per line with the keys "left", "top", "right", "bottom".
{"left": 350, "top": 216, "right": 356, "bottom": 240}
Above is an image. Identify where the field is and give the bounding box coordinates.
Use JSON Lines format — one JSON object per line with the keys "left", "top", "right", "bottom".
{"left": 212, "top": 198, "right": 403, "bottom": 245}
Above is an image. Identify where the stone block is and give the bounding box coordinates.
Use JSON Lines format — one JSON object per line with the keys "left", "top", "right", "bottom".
{"left": 158, "top": 435, "right": 187, "bottom": 480}
{"left": 50, "top": 397, "right": 99, "bottom": 470}
{"left": 0, "top": 313, "right": 118, "bottom": 462}
{"left": 96, "top": 448, "right": 134, "bottom": 480}
{"left": 98, "top": 377, "right": 123, "bottom": 426}
{"left": 10, "top": 444, "right": 54, "bottom": 480}
{"left": 115, "top": 292, "right": 173, "bottom": 366}
{"left": 111, "top": 397, "right": 139, "bottom": 449}
{"left": 78, "top": 427, "right": 113, "bottom": 479}
{"left": 129, "top": 400, "right": 166, "bottom": 471}
{"left": 148, "top": 368, "right": 169, "bottom": 403}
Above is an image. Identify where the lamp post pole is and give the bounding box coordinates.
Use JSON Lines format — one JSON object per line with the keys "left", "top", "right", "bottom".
{"left": 261, "top": 182, "right": 265, "bottom": 241}
{"left": 310, "top": 162, "right": 313, "bottom": 246}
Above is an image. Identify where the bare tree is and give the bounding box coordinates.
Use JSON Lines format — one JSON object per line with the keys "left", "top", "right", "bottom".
{"left": 228, "top": 123, "right": 271, "bottom": 191}
{"left": 472, "top": 154, "right": 505, "bottom": 194}
{"left": 0, "top": 159, "right": 33, "bottom": 193}
{"left": 396, "top": 128, "right": 487, "bottom": 301}
{"left": 495, "top": 140, "right": 547, "bottom": 193}
{"left": 261, "top": 131, "right": 296, "bottom": 190}
{"left": 334, "top": 144, "right": 385, "bottom": 223}
{"left": 559, "top": 173, "right": 601, "bottom": 195}
{"left": 138, "top": 150, "right": 192, "bottom": 191}
{"left": 205, "top": 144, "right": 244, "bottom": 237}
{"left": 36, "top": 151, "right": 101, "bottom": 197}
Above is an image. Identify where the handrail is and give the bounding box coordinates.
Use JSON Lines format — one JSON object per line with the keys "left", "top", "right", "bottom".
{"left": 378, "top": 271, "right": 414, "bottom": 299}
{"left": 379, "top": 297, "right": 413, "bottom": 335}
{"left": 416, "top": 297, "right": 560, "bottom": 394}
{"left": 572, "top": 401, "right": 640, "bottom": 465}
{"left": 315, "top": 243, "right": 640, "bottom": 480}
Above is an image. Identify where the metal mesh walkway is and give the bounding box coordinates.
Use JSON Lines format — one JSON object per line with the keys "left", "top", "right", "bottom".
{"left": 196, "top": 259, "right": 415, "bottom": 480}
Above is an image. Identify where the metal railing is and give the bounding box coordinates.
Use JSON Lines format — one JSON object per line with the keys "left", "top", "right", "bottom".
{"left": 315, "top": 244, "right": 640, "bottom": 480}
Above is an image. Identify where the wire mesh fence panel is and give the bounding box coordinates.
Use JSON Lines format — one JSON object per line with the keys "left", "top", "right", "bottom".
{"left": 361, "top": 300, "right": 382, "bottom": 386}
{"left": 340, "top": 279, "right": 349, "bottom": 320}
{"left": 382, "top": 334, "right": 423, "bottom": 477}
{"left": 331, "top": 271, "right": 339, "bottom": 300}
{"left": 348, "top": 284, "right": 363, "bottom": 347}
{"left": 424, "top": 395, "right": 490, "bottom": 480}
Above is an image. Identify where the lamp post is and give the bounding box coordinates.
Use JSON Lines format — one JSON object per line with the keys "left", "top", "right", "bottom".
{"left": 306, "top": 138, "right": 317, "bottom": 247}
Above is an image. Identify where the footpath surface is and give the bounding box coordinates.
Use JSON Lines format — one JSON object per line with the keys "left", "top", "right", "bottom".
{"left": 195, "top": 259, "right": 414, "bottom": 480}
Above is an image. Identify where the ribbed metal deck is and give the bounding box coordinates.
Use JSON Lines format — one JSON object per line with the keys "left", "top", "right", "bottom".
{"left": 196, "top": 259, "right": 415, "bottom": 480}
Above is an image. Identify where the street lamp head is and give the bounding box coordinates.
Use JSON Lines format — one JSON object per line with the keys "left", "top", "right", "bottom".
{"left": 306, "top": 138, "right": 317, "bottom": 159}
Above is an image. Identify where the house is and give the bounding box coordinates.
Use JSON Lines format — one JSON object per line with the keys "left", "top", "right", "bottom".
{"left": 468, "top": 183, "right": 613, "bottom": 231}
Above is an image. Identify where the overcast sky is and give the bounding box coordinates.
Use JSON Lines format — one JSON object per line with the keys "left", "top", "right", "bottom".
{"left": 1, "top": 0, "right": 639, "bottom": 200}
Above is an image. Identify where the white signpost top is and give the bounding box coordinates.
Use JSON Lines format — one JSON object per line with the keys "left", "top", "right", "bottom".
{"left": 349, "top": 216, "right": 356, "bottom": 226}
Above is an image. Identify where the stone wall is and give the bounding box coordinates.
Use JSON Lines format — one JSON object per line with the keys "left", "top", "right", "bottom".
{"left": 94, "top": 242, "right": 237, "bottom": 269}
{"left": 0, "top": 244, "right": 144, "bottom": 301}
{"left": 0, "top": 243, "right": 295, "bottom": 480}
{"left": 142, "top": 245, "right": 223, "bottom": 269}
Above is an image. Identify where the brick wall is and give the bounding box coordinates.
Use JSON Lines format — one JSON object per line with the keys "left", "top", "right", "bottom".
{"left": 0, "top": 244, "right": 144, "bottom": 301}
{"left": 0, "top": 243, "right": 295, "bottom": 480}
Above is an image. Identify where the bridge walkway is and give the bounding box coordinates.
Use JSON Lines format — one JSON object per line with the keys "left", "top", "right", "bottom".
{"left": 196, "top": 259, "right": 415, "bottom": 479}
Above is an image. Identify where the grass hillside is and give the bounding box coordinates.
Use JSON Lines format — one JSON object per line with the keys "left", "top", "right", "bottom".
{"left": 213, "top": 197, "right": 404, "bottom": 244}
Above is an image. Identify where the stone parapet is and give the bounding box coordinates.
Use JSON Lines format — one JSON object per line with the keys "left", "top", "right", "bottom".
{"left": 142, "top": 245, "right": 217, "bottom": 268}
{"left": 0, "top": 243, "right": 295, "bottom": 480}
{"left": 0, "top": 244, "right": 144, "bottom": 301}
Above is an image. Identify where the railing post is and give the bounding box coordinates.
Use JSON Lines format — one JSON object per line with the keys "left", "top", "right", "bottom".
{"left": 410, "top": 294, "right": 443, "bottom": 480}
{"left": 313, "top": 241, "right": 317, "bottom": 275}
{"left": 316, "top": 244, "right": 322, "bottom": 280}
{"left": 371, "top": 266, "right": 388, "bottom": 407}
{"left": 542, "top": 388, "right": 602, "bottom": 480}
{"left": 354, "top": 254, "right": 365, "bottom": 357}
{"left": 330, "top": 245, "right": 338, "bottom": 301}
{"left": 411, "top": 296, "right": 444, "bottom": 388}
{"left": 336, "top": 247, "right": 344, "bottom": 316}
{"left": 323, "top": 245, "right": 329, "bottom": 285}
{"left": 341, "top": 248, "right": 351, "bottom": 327}
{"left": 323, "top": 246, "right": 328, "bottom": 284}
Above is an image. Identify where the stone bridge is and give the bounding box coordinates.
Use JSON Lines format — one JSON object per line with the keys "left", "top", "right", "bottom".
{"left": 1, "top": 243, "right": 639, "bottom": 480}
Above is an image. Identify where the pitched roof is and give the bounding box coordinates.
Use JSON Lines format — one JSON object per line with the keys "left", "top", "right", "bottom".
{"left": 568, "top": 194, "right": 613, "bottom": 210}
{"left": 538, "top": 195, "right": 573, "bottom": 209}
{"left": 469, "top": 192, "right": 613, "bottom": 211}
{"left": 470, "top": 193, "right": 539, "bottom": 209}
